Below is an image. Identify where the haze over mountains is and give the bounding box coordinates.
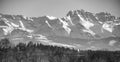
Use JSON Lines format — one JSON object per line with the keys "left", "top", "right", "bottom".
{"left": 0, "top": 9, "right": 120, "bottom": 50}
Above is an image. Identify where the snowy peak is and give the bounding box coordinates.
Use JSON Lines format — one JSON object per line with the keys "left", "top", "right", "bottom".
{"left": 1, "top": 9, "right": 120, "bottom": 39}
{"left": 66, "top": 10, "right": 96, "bottom": 36}
{"left": 0, "top": 18, "right": 33, "bottom": 35}
{"left": 66, "top": 9, "right": 120, "bottom": 38}
{"left": 46, "top": 16, "right": 57, "bottom": 20}
{"left": 0, "top": 9, "right": 120, "bottom": 50}
{"left": 95, "top": 12, "right": 116, "bottom": 22}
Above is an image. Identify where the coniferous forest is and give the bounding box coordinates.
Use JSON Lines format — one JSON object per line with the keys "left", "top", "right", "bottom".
{"left": 0, "top": 38, "right": 120, "bottom": 62}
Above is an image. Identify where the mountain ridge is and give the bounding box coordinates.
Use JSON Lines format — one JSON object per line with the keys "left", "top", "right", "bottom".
{"left": 0, "top": 9, "right": 120, "bottom": 50}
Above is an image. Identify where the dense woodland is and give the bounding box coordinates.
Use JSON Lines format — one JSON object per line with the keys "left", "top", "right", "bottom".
{"left": 0, "top": 38, "right": 120, "bottom": 62}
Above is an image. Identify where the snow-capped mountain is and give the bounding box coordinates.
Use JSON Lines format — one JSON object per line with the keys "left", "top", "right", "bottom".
{"left": 0, "top": 9, "right": 120, "bottom": 50}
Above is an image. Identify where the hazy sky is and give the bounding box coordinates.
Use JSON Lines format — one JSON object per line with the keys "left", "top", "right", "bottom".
{"left": 0, "top": 0, "right": 120, "bottom": 17}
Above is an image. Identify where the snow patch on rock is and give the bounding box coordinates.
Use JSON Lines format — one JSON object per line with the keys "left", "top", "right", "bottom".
{"left": 45, "top": 20, "right": 52, "bottom": 28}
{"left": 0, "top": 18, "right": 33, "bottom": 35}
{"left": 59, "top": 19, "right": 71, "bottom": 35}
{"left": 102, "top": 21, "right": 114, "bottom": 33}
{"left": 47, "top": 16, "right": 57, "bottom": 20}
{"left": 77, "top": 13, "right": 95, "bottom": 35}
{"left": 19, "top": 21, "right": 33, "bottom": 33}
{"left": 66, "top": 16, "right": 74, "bottom": 25}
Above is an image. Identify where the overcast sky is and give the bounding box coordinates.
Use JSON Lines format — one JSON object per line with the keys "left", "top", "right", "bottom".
{"left": 0, "top": 0, "right": 120, "bottom": 17}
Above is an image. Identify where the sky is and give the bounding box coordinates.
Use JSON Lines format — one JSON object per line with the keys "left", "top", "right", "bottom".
{"left": 0, "top": 0, "right": 120, "bottom": 18}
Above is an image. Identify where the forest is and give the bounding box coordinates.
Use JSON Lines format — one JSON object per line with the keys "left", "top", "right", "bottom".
{"left": 0, "top": 38, "right": 120, "bottom": 62}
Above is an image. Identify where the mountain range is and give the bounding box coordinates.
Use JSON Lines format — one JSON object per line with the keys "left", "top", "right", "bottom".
{"left": 0, "top": 9, "right": 120, "bottom": 50}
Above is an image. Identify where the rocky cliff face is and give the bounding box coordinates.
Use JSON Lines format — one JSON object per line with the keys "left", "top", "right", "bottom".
{"left": 0, "top": 9, "right": 120, "bottom": 50}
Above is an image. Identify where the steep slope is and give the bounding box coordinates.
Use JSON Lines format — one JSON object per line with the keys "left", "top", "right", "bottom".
{"left": 0, "top": 9, "right": 120, "bottom": 50}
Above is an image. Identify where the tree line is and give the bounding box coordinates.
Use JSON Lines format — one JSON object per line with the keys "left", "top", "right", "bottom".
{"left": 0, "top": 38, "right": 120, "bottom": 62}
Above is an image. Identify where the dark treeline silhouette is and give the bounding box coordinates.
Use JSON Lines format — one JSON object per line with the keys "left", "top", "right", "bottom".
{"left": 0, "top": 38, "right": 120, "bottom": 62}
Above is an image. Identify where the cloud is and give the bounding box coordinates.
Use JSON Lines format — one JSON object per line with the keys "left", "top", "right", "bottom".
{"left": 86, "top": 46, "right": 99, "bottom": 50}
{"left": 72, "top": 44, "right": 83, "bottom": 47}
{"left": 87, "top": 41, "right": 95, "bottom": 45}
{"left": 50, "top": 42, "right": 76, "bottom": 48}
{"left": 109, "top": 40, "right": 117, "bottom": 46}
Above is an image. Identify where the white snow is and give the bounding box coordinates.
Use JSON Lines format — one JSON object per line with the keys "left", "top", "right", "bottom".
{"left": 47, "top": 16, "right": 57, "bottom": 20}
{"left": 2, "top": 28, "right": 9, "bottom": 35}
{"left": 23, "top": 16, "right": 28, "bottom": 20}
{"left": 98, "top": 21, "right": 103, "bottom": 24}
{"left": 19, "top": 21, "right": 34, "bottom": 33}
{"left": 82, "top": 29, "right": 96, "bottom": 36}
{"left": 78, "top": 14, "right": 94, "bottom": 29}
{"left": 2, "top": 19, "right": 14, "bottom": 35}
{"left": 59, "top": 19, "right": 71, "bottom": 35}
{"left": 2, "top": 21, "right": 18, "bottom": 35}
{"left": 66, "top": 16, "right": 74, "bottom": 25}
{"left": 0, "top": 18, "right": 34, "bottom": 35}
{"left": 2, "top": 26, "right": 14, "bottom": 35}
{"left": 23, "top": 16, "right": 33, "bottom": 21}
{"left": 11, "top": 22, "right": 19, "bottom": 28}
{"left": 114, "top": 22, "right": 120, "bottom": 25}
{"left": 45, "top": 20, "right": 52, "bottom": 28}
{"left": 77, "top": 13, "right": 95, "bottom": 35}
{"left": 102, "top": 21, "right": 120, "bottom": 33}
{"left": 102, "top": 22, "right": 114, "bottom": 32}
{"left": 19, "top": 21, "right": 25, "bottom": 29}
{"left": 28, "top": 17, "right": 33, "bottom": 21}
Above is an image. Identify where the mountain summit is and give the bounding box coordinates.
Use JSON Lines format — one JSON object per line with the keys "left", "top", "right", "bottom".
{"left": 0, "top": 9, "right": 120, "bottom": 50}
